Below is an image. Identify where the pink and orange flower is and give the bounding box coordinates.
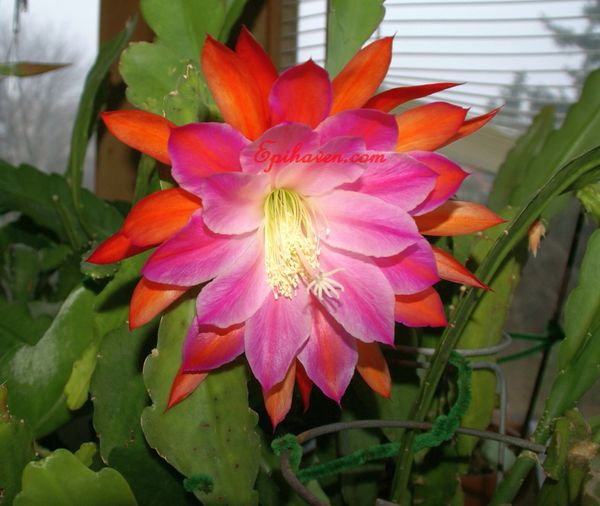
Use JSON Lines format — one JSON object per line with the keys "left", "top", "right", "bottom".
{"left": 89, "top": 28, "right": 503, "bottom": 426}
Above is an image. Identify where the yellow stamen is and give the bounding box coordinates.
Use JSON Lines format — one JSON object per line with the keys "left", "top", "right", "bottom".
{"left": 263, "top": 188, "right": 345, "bottom": 301}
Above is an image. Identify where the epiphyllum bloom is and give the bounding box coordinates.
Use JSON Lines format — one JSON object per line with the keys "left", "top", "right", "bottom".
{"left": 90, "top": 28, "right": 504, "bottom": 425}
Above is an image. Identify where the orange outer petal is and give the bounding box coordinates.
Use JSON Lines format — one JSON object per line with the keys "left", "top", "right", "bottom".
{"left": 166, "top": 367, "right": 208, "bottom": 410}
{"left": 432, "top": 246, "right": 489, "bottom": 290}
{"left": 415, "top": 201, "right": 506, "bottom": 236}
{"left": 356, "top": 341, "right": 391, "bottom": 399}
{"left": 443, "top": 107, "right": 501, "bottom": 147}
{"left": 235, "top": 26, "right": 278, "bottom": 119}
{"left": 129, "top": 277, "right": 188, "bottom": 330}
{"left": 122, "top": 188, "right": 201, "bottom": 247}
{"left": 363, "top": 82, "right": 460, "bottom": 112}
{"left": 101, "top": 110, "right": 174, "bottom": 165}
{"left": 395, "top": 102, "right": 467, "bottom": 152}
{"left": 295, "top": 360, "right": 312, "bottom": 412}
{"left": 86, "top": 232, "right": 147, "bottom": 264}
{"left": 263, "top": 361, "right": 296, "bottom": 429}
{"left": 395, "top": 288, "right": 447, "bottom": 327}
{"left": 202, "top": 35, "right": 268, "bottom": 140}
{"left": 331, "top": 37, "right": 393, "bottom": 114}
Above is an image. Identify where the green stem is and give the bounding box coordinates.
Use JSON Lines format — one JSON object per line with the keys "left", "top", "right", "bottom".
{"left": 389, "top": 147, "right": 600, "bottom": 503}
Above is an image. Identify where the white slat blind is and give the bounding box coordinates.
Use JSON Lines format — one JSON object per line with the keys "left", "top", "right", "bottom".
{"left": 286, "top": 0, "right": 598, "bottom": 133}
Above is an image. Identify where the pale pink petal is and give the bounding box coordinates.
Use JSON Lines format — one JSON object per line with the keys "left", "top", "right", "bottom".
{"left": 269, "top": 60, "right": 332, "bottom": 128}
{"left": 198, "top": 172, "right": 270, "bottom": 235}
{"left": 275, "top": 137, "right": 365, "bottom": 196}
{"left": 245, "top": 288, "right": 310, "bottom": 391}
{"left": 182, "top": 319, "right": 245, "bottom": 372}
{"left": 298, "top": 300, "right": 357, "bottom": 402}
{"left": 313, "top": 190, "right": 421, "bottom": 257}
{"left": 409, "top": 152, "right": 469, "bottom": 215}
{"left": 347, "top": 153, "right": 437, "bottom": 211}
{"left": 318, "top": 245, "right": 395, "bottom": 345}
{"left": 169, "top": 123, "right": 249, "bottom": 195}
{"left": 375, "top": 239, "right": 439, "bottom": 295}
{"left": 142, "top": 213, "right": 252, "bottom": 286}
{"left": 240, "top": 123, "right": 319, "bottom": 175}
{"left": 317, "top": 109, "right": 398, "bottom": 151}
{"left": 195, "top": 236, "right": 270, "bottom": 327}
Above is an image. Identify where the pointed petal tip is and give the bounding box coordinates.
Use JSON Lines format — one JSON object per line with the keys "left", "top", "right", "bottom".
{"left": 86, "top": 232, "right": 146, "bottom": 264}
{"left": 165, "top": 368, "right": 207, "bottom": 412}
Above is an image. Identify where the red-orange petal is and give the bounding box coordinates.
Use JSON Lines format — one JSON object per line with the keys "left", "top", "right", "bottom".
{"left": 432, "top": 246, "right": 489, "bottom": 290}
{"left": 129, "top": 277, "right": 188, "bottom": 330}
{"left": 331, "top": 37, "right": 393, "bottom": 114}
{"left": 415, "top": 201, "right": 506, "bottom": 236}
{"left": 395, "top": 102, "right": 467, "bottom": 152}
{"left": 395, "top": 288, "right": 447, "bottom": 327}
{"left": 363, "top": 82, "right": 460, "bottom": 112}
{"left": 202, "top": 35, "right": 268, "bottom": 140}
{"left": 86, "top": 232, "right": 147, "bottom": 264}
{"left": 166, "top": 367, "right": 207, "bottom": 410}
{"left": 295, "top": 360, "right": 312, "bottom": 412}
{"left": 235, "top": 26, "right": 278, "bottom": 120}
{"left": 263, "top": 361, "right": 296, "bottom": 429}
{"left": 122, "top": 188, "right": 201, "bottom": 247}
{"left": 101, "top": 110, "right": 174, "bottom": 165}
{"left": 356, "top": 341, "right": 391, "bottom": 398}
{"left": 444, "top": 107, "right": 501, "bottom": 147}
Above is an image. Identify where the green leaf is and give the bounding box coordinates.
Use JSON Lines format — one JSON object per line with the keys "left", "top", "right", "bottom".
{"left": 559, "top": 229, "right": 600, "bottom": 369}
{"left": 141, "top": 0, "right": 226, "bottom": 61}
{"left": 2, "top": 244, "right": 40, "bottom": 302}
{"left": 141, "top": 299, "right": 261, "bottom": 505}
{"left": 0, "top": 286, "right": 96, "bottom": 436}
{"left": 64, "top": 339, "right": 101, "bottom": 410}
{"left": 326, "top": 0, "right": 385, "bottom": 77}
{"left": 91, "top": 323, "right": 195, "bottom": 506}
{"left": 511, "top": 69, "right": 600, "bottom": 208}
{"left": 0, "top": 298, "right": 52, "bottom": 347}
{"left": 455, "top": 208, "right": 525, "bottom": 456}
{"left": 13, "top": 449, "right": 137, "bottom": 506}
{"left": 0, "top": 161, "right": 123, "bottom": 249}
{"left": 0, "top": 385, "right": 36, "bottom": 506}
{"left": 66, "top": 19, "right": 136, "bottom": 208}
{"left": 121, "top": 0, "right": 245, "bottom": 125}
{"left": 91, "top": 324, "right": 154, "bottom": 461}
{"left": 487, "top": 107, "right": 555, "bottom": 211}
{"left": 577, "top": 182, "right": 600, "bottom": 224}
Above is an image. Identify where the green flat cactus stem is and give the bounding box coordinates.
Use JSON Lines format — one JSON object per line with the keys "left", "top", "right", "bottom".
{"left": 389, "top": 146, "right": 600, "bottom": 503}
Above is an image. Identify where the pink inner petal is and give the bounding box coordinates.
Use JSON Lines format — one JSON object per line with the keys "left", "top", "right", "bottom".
{"left": 142, "top": 213, "right": 252, "bottom": 286}
{"left": 196, "top": 236, "right": 270, "bottom": 328}
{"left": 198, "top": 172, "right": 270, "bottom": 235}
{"left": 169, "top": 122, "right": 249, "bottom": 195}
{"left": 317, "top": 245, "right": 395, "bottom": 345}
{"left": 317, "top": 109, "right": 398, "bottom": 151}
{"left": 375, "top": 239, "right": 439, "bottom": 295}
{"left": 245, "top": 288, "right": 311, "bottom": 391}
{"left": 347, "top": 153, "right": 437, "bottom": 211}
{"left": 240, "top": 123, "right": 319, "bottom": 175}
{"left": 408, "top": 151, "right": 469, "bottom": 215}
{"left": 275, "top": 137, "right": 366, "bottom": 196}
{"left": 298, "top": 300, "right": 358, "bottom": 402}
{"left": 313, "top": 190, "right": 421, "bottom": 257}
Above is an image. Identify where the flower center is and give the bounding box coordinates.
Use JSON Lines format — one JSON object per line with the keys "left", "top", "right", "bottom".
{"left": 263, "top": 189, "right": 320, "bottom": 299}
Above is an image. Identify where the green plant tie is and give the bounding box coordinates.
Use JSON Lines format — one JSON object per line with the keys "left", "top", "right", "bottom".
{"left": 183, "top": 474, "right": 214, "bottom": 494}
{"left": 412, "top": 351, "right": 472, "bottom": 453}
{"left": 271, "top": 353, "right": 472, "bottom": 483}
{"left": 272, "top": 434, "right": 303, "bottom": 471}
{"left": 297, "top": 442, "right": 400, "bottom": 483}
